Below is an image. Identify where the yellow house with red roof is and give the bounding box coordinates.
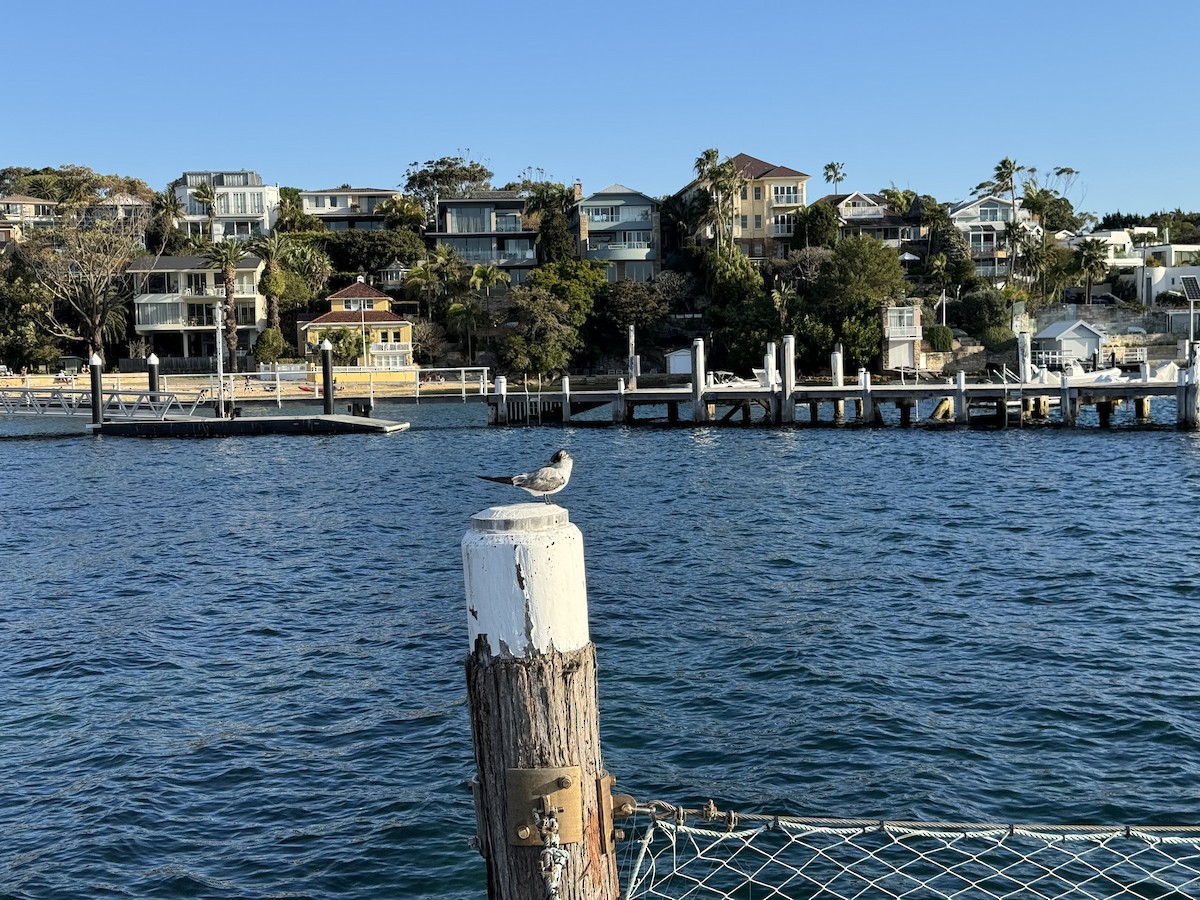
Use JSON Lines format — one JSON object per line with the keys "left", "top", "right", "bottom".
{"left": 299, "top": 277, "right": 414, "bottom": 375}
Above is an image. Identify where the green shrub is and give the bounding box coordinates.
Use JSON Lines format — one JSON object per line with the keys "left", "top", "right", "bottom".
{"left": 252, "top": 327, "right": 286, "bottom": 364}
{"left": 925, "top": 324, "right": 954, "bottom": 352}
{"left": 979, "top": 325, "right": 1017, "bottom": 352}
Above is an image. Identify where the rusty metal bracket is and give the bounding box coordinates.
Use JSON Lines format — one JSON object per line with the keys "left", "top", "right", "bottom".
{"left": 506, "top": 766, "right": 582, "bottom": 846}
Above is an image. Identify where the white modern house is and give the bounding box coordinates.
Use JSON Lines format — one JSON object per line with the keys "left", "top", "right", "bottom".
{"left": 575, "top": 183, "right": 660, "bottom": 282}
{"left": 127, "top": 254, "right": 267, "bottom": 361}
{"left": 949, "top": 194, "right": 1035, "bottom": 281}
{"left": 173, "top": 171, "right": 280, "bottom": 242}
{"left": 299, "top": 187, "right": 393, "bottom": 230}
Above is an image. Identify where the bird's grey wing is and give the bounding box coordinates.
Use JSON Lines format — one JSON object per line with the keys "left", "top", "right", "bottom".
{"left": 514, "top": 466, "right": 564, "bottom": 492}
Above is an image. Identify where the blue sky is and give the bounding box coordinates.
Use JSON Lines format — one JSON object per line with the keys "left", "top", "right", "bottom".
{"left": 7, "top": 0, "right": 1197, "bottom": 219}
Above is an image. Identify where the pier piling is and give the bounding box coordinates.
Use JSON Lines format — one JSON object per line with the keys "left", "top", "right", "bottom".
{"left": 320, "top": 340, "right": 334, "bottom": 416}
{"left": 89, "top": 353, "right": 103, "bottom": 426}
{"left": 691, "top": 338, "right": 708, "bottom": 423}
{"left": 462, "top": 504, "right": 620, "bottom": 900}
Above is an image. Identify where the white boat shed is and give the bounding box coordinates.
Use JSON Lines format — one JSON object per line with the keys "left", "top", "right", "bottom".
{"left": 1033, "top": 319, "right": 1106, "bottom": 366}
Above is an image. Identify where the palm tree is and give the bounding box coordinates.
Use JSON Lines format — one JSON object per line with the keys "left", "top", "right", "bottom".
{"left": 446, "top": 298, "right": 488, "bottom": 362}
{"left": 377, "top": 193, "right": 427, "bottom": 232}
{"left": 192, "top": 181, "right": 217, "bottom": 240}
{"left": 823, "top": 162, "right": 846, "bottom": 195}
{"left": 770, "top": 281, "right": 797, "bottom": 328}
{"left": 405, "top": 260, "right": 442, "bottom": 320}
{"left": 469, "top": 263, "right": 510, "bottom": 314}
{"left": 694, "top": 148, "right": 732, "bottom": 253}
{"left": 250, "top": 233, "right": 294, "bottom": 330}
{"left": 200, "top": 240, "right": 249, "bottom": 372}
{"left": 922, "top": 200, "right": 951, "bottom": 260}
{"left": 288, "top": 243, "right": 333, "bottom": 300}
{"left": 1074, "top": 238, "right": 1109, "bottom": 305}
{"left": 151, "top": 188, "right": 186, "bottom": 255}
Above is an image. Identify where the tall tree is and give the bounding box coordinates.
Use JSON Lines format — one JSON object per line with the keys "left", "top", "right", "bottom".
{"left": 536, "top": 205, "right": 576, "bottom": 264}
{"left": 192, "top": 181, "right": 217, "bottom": 240}
{"left": 200, "top": 240, "right": 249, "bottom": 372}
{"left": 403, "top": 156, "right": 494, "bottom": 217}
{"left": 15, "top": 213, "right": 145, "bottom": 365}
{"left": 288, "top": 243, "right": 333, "bottom": 300}
{"left": 823, "top": 162, "right": 846, "bottom": 195}
{"left": 1074, "top": 238, "right": 1109, "bottom": 305}
{"left": 469, "top": 263, "right": 510, "bottom": 313}
{"left": 250, "top": 233, "right": 294, "bottom": 330}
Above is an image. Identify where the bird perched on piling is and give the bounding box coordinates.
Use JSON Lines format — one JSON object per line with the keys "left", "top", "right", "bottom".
{"left": 478, "top": 450, "right": 573, "bottom": 503}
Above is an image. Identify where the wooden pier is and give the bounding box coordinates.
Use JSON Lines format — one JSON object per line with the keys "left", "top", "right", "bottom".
{"left": 485, "top": 337, "right": 1200, "bottom": 430}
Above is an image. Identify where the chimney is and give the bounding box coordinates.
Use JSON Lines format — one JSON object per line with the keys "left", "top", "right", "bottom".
{"left": 573, "top": 181, "right": 583, "bottom": 202}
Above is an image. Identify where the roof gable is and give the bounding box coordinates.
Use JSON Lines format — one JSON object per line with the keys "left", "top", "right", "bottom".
{"left": 328, "top": 279, "right": 390, "bottom": 300}
{"left": 729, "top": 153, "right": 809, "bottom": 180}
{"left": 1034, "top": 319, "right": 1106, "bottom": 341}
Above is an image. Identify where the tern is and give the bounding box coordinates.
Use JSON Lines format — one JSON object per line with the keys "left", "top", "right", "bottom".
{"left": 478, "top": 450, "right": 573, "bottom": 503}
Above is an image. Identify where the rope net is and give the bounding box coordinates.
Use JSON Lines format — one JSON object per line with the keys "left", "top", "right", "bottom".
{"left": 619, "top": 803, "right": 1200, "bottom": 899}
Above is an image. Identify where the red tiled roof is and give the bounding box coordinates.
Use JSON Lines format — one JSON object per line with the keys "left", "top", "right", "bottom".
{"left": 304, "top": 310, "right": 408, "bottom": 327}
{"left": 729, "top": 153, "right": 809, "bottom": 180}
{"left": 327, "top": 280, "right": 390, "bottom": 300}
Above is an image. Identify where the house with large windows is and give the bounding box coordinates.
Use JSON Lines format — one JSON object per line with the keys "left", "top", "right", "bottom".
{"left": 428, "top": 191, "right": 538, "bottom": 289}
{"left": 675, "top": 153, "right": 810, "bottom": 259}
{"left": 128, "top": 254, "right": 267, "bottom": 362}
{"left": 299, "top": 187, "right": 392, "bottom": 230}
{"left": 949, "top": 194, "right": 1034, "bottom": 281}
{"left": 0, "top": 194, "right": 58, "bottom": 231}
{"left": 814, "top": 192, "right": 924, "bottom": 249}
{"left": 574, "top": 183, "right": 660, "bottom": 282}
{"left": 173, "top": 171, "right": 280, "bottom": 242}
{"left": 298, "top": 278, "right": 413, "bottom": 368}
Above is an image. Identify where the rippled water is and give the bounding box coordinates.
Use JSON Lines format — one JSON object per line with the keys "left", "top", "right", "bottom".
{"left": 3, "top": 404, "right": 1200, "bottom": 897}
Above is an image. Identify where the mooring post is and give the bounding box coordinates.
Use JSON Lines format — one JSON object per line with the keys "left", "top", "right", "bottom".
{"left": 781, "top": 335, "right": 796, "bottom": 424}
{"left": 89, "top": 352, "right": 103, "bottom": 426}
{"left": 627, "top": 324, "right": 637, "bottom": 391}
{"left": 831, "top": 345, "right": 844, "bottom": 422}
{"left": 764, "top": 341, "right": 779, "bottom": 423}
{"left": 462, "top": 504, "right": 620, "bottom": 900}
{"left": 613, "top": 378, "right": 627, "bottom": 423}
{"left": 859, "top": 368, "right": 874, "bottom": 424}
{"left": 494, "top": 376, "right": 509, "bottom": 426}
{"left": 561, "top": 375, "right": 572, "bottom": 424}
{"left": 320, "top": 339, "right": 335, "bottom": 416}
{"left": 147, "top": 353, "right": 160, "bottom": 396}
{"left": 691, "top": 338, "right": 709, "bottom": 423}
{"left": 1061, "top": 376, "right": 1075, "bottom": 427}
{"left": 955, "top": 371, "right": 968, "bottom": 425}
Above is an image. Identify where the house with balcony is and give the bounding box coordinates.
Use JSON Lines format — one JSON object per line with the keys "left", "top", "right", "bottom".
{"left": 299, "top": 187, "right": 392, "bottom": 231}
{"left": 949, "top": 194, "right": 1035, "bottom": 281}
{"left": 675, "top": 153, "right": 809, "bottom": 259}
{"left": 814, "top": 193, "right": 924, "bottom": 250}
{"left": 883, "top": 302, "right": 924, "bottom": 372}
{"left": 0, "top": 194, "right": 59, "bottom": 230}
{"left": 575, "top": 183, "right": 660, "bottom": 282}
{"left": 428, "top": 191, "right": 537, "bottom": 288}
{"left": 173, "top": 171, "right": 280, "bottom": 242}
{"left": 128, "top": 254, "right": 267, "bottom": 361}
{"left": 298, "top": 278, "right": 413, "bottom": 368}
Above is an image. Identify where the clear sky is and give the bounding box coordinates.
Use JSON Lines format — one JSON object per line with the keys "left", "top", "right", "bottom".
{"left": 6, "top": 0, "right": 1197, "bottom": 219}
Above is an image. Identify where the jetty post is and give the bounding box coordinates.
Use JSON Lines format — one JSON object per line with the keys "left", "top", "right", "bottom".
{"left": 781, "top": 335, "right": 796, "bottom": 424}
{"left": 1060, "top": 375, "right": 1076, "bottom": 427}
{"left": 561, "top": 375, "right": 572, "bottom": 424}
{"left": 831, "top": 344, "right": 844, "bottom": 422}
{"left": 764, "top": 341, "right": 779, "bottom": 423}
{"left": 462, "top": 504, "right": 621, "bottom": 900}
{"left": 955, "top": 371, "right": 968, "bottom": 425}
{"left": 147, "top": 353, "right": 160, "bottom": 396}
{"left": 320, "top": 339, "right": 335, "bottom": 416}
{"left": 691, "top": 338, "right": 709, "bottom": 423}
{"left": 89, "top": 352, "right": 103, "bottom": 426}
{"left": 627, "top": 325, "right": 637, "bottom": 391}
{"left": 613, "top": 378, "right": 627, "bottom": 423}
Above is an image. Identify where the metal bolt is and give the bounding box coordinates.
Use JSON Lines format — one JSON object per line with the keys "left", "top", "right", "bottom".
{"left": 615, "top": 829, "right": 626, "bottom": 841}
{"left": 516, "top": 825, "right": 532, "bottom": 840}
{"left": 557, "top": 775, "right": 573, "bottom": 789}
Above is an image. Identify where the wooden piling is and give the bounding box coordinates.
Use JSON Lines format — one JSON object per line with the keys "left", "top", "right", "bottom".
{"left": 1097, "top": 401, "right": 1114, "bottom": 428}
{"left": 613, "top": 378, "right": 626, "bottom": 423}
{"left": 1060, "top": 377, "right": 1075, "bottom": 427}
{"left": 561, "top": 375, "right": 572, "bottom": 424}
{"left": 1135, "top": 396, "right": 1151, "bottom": 421}
{"left": 691, "top": 339, "right": 708, "bottom": 423}
{"left": 781, "top": 335, "right": 796, "bottom": 424}
{"left": 462, "top": 504, "right": 619, "bottom": 900}
{"left": 493, "top": 376, "right": 509, "bottom": 425}
{"left": 955, "top": 371, "right": 968, "bottom": 425}
{"left": 831, "top": 346, "right": 845, "bottom": 422}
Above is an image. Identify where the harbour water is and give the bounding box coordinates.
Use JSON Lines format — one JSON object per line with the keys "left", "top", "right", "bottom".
{"left": 3, "top": 403, "right": 1200, "bottom": 897}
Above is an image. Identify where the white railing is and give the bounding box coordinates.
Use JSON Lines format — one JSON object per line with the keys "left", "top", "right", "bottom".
{"left": 772, "top": 226, "right": 794, "bottom": 236}
{"left": 370, "top": 342, "right": 413, "bottom": 354}
{"left": 1031, "top": 350, "right": 1079, "bottom": 368}
{"left": 840, "top": 205, "right": 885, "bottom": 219}
{"left": 772, "top": 193, "right": 803, "bottom": 206}
{"left": 0, "top": 387, "right": 207, "bottom": 419}
{"left": 886, "top": 325, "right": 921, "bottom": 340}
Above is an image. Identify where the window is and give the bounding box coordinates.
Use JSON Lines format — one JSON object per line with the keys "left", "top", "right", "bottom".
{"left": 774, "top": 185, "right": 800, "bottom": 204}
{"left": 233, "top": 193, "right": 247, "bottom": 214}
{"left": 224, "top": 173, "right": 247, "bottom": 187}
{"left": 187, "top": 302, "right": 215, "bottom": 325}
{"left": 625, "top": 261, "right": 655, "bottom": 282}
{"left": 754, "top": 215, "right": 762, "bottom": 229}
{"left": 888, "top": 307, "right": 915, "bottom": 329}
{"left": 216, "top": 193, "right": 229, "bottom": 214}
{"left": 740, "top": 187, "right": 747, "bottom": 200}
{"left": 454, "top": 207, "right": 486, "bottom": 233}
{"left": 754, "top": 186, "right": 762, "bottom": 201}
{"left": 620, "top": 206, "right": 651, "bottom": 222}
{"left": 187, "top": 273, "right": 208, "bottom": 294}
{"left": 328, "top": 195, "right": 339, "bottom": 208}
{"left": 740, "top": 215, "right": 748, "bottom": 229}
{"left": 585, "top": 206, "right": 617, "bottom": 223}
{"left": 495, "top": 212, "right": 521, "bottom": 232}
{"left": 251, "top": 193, "right": 263, "bottom": 214}
{"left": 623, "top": 231, "right": 650, "bottom": 246}
{"left": 313, "top": 196, "right": 326, "bottom": 208}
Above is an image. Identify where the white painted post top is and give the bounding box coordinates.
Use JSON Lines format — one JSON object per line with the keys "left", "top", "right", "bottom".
{"left": 462, "top": 503, "right": 590, "bottom": 658}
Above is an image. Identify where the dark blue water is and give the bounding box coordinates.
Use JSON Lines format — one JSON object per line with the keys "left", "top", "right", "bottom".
{"left": 4, "top": 403, "right": 1200, "bottom": 897}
